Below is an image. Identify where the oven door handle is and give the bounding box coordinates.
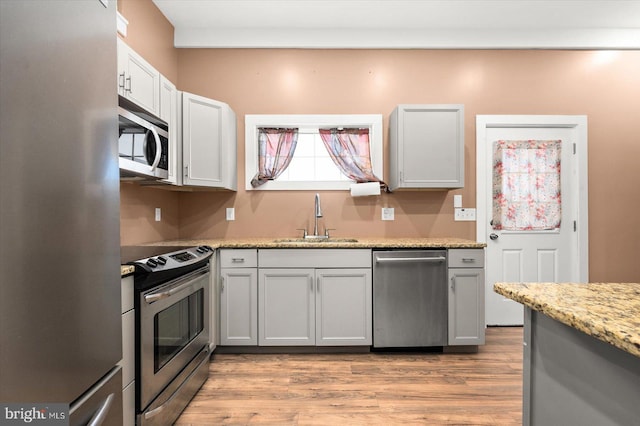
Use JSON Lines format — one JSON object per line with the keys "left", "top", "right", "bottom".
{"left": 144, "top": 268, "right": 208, "bottom": 304}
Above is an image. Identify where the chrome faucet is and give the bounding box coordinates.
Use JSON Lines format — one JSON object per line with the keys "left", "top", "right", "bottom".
{"left": 302, "top": 193, "right": 329, "bottom": 239}
{"left": 313, "top": 193, "right": 323, "bottom": 237}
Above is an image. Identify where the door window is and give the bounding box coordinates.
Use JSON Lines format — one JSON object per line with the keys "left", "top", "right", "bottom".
{"left": 492, "top": 140, "right": 562, "bottom": 231}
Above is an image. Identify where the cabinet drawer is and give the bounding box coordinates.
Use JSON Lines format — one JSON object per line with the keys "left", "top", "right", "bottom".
{"left": 220, "top": 249, "right": 257, "bottom": 268}
{"left": 121, "top": 275, "right": 134, "bottom": 314}
{"left": 448, "top": 249, "right": 484, "bottom": 268}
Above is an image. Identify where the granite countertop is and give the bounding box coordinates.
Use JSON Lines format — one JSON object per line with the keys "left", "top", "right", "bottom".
{"left": 121, "top": 265, "right": 134, "bottom": 276}
{"left": 120, "top": 237, "right": 484, "bottom": 276}
{"left": 146, "top": 237, "right": 485, "bottom": 250}
{"left": 494, "top": 282, "right": 640, "bottom": 358}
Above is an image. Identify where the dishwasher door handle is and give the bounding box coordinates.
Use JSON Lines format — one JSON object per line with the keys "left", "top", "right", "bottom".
{"left": 375, "top": 256, "right": 446, "bottom": 264}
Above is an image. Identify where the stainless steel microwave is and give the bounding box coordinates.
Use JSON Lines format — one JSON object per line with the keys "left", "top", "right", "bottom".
{"left": 118, "top": 96, "right": 169, "bottom": 180}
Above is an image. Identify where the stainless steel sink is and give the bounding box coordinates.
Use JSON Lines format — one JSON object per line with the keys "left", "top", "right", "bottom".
{"left": 273, "top": 238, "right": 358, "bottom": 243}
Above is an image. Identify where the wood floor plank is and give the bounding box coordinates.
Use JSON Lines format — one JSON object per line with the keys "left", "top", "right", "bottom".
{"left": 175, "top": 327, "right": 523, "bottom": 425}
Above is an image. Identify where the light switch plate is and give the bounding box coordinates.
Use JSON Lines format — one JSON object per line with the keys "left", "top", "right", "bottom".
{"left": 453, "top": 194, "right": 463, "bottom": 208}
{"left": 382, "top": 207, "right": 395, "bottom": 221}
{"left": 155, "top": 208, "right": 161, "bottom": 222}
{"left": 226, "top": 207, "right": 235, "bottom": 221}
{"left": 454, "top": 208, "right": 476, "bottom": 221}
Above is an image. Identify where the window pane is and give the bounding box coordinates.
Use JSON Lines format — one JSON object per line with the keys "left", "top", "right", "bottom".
{"left": 492, "top": 140, "right": 562, "bottom": 231}
{"left": 287, "top": 157, "right": 315, "bottom": 180}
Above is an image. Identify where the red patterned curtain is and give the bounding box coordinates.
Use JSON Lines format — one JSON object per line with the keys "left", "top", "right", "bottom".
{"left": 319, "top": 128, "right": 388, "bottom": 191}
{"left": 251, "top": 128, "right": 298, "bottom": 187}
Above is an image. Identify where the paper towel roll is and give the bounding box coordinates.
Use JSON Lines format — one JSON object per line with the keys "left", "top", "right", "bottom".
{"left": 350, "top": 182, "right": 381, "bottom": 197}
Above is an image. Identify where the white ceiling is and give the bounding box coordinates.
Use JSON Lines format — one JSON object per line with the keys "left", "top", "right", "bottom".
{"left": 152, "top": 0, "right": 640, "bottom": 49}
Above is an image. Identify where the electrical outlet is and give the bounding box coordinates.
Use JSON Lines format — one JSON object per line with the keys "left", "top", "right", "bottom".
{"left": 226, "top": 207, "right": 235, "bottom": 221}
{"left": 454, "top": 208, "right": 476, "bottom": 221}
{"left": 381, "top": 207, "right": 395, "bottom": 221}
{"left": 155, "top": 208, "right": 161, "bottom": 222}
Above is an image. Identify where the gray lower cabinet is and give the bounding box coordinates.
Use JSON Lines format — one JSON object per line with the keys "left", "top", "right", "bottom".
{"left": 258, "top": 267, "right": 372, "bottom": 346}
{"left": 119, "top": 275, "right": 135, "bottom": 426}
{"left": 219, "top": 249, "right": 258, "bottom": 346}
{"left": 447, "top": 249, "right": 485, "bottom": 345}
{"left": 315, "top": 268, "right": 372, "bottom": 346}
{"left": 257, "top": 249, "right": 373, "bottom": 347}
{"left": 259, "top": 268, "right": 315, "bottom": 346}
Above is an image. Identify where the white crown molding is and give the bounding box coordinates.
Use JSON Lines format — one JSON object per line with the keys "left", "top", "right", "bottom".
{"left": 174, "top": 27, "right": 640, "bottom": 49}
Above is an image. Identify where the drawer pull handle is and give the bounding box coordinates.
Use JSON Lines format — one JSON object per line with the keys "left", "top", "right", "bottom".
{"left": 462, "top": 258, "right": 476, "bottom": 263}
{"left": 231, "top": 258, "right": 245, "bottom": 263}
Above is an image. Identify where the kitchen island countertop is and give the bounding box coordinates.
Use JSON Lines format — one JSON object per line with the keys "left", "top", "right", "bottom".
{"left": 494, "top": 282, "right": 640, "bottom": 358}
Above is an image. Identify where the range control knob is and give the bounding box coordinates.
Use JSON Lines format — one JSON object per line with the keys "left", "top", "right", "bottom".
{"left": 156, "top": 256, "right": 167, "bottom": 265}
{"left": 146, "top": 258, "right": 158, "bottom": 268}
{"left": 196, "top": 246, "right": 206, "bottom": 253}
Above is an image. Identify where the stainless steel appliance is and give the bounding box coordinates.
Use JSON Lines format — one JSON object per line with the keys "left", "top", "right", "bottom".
{"left": 123, "top": 246, "right": 213, "bottom": 426}
{"left": 118, "top": 96, "right": 169, "bottom": 180}
{"left": 0, "top": 1, "right": 122, "bottom": 424}
{"left": 373, "top": 250, "right": 448, "bottom": 348}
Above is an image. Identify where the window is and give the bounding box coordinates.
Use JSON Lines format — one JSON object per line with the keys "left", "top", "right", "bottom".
{"left": 492, "top": 139, "right": 562, "bottom": 231}
{"left": 245, "top": 114, "right": 383, "bottom": 190}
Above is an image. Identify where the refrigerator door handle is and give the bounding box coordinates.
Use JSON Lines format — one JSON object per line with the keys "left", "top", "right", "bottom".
{"left": 87, "top": 393, "right": 115, "bottom": 426}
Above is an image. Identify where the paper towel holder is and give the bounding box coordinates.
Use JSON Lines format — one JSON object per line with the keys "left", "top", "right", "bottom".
{"left": 350, "top": 182, "right": 381, "bottom": 197}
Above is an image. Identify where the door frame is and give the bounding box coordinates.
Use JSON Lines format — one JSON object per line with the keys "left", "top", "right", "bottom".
{"left": 476, "top": 115, "right": 589, "bottom": 283}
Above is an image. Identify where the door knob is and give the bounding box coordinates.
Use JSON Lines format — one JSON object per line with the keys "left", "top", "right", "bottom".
{"left": 489, "top": 233, "right": 499, "bottom": 240}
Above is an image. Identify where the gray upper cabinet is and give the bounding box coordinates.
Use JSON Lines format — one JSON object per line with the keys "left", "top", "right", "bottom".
{"left": 117, "top": 39, "right": 160, "bottom": 115}
{"left": 389, "top": 104, "right": 464, "bottom": 190}
{"left": 159, "top": 76, "right": 180, "bottom": 185}
{"left": 182, "top": 91, "right": 237, "bottom": 190}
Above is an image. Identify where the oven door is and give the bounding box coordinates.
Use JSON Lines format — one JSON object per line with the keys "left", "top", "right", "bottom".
{"left": 138, "top": 266, "right": 210, "bottom": 411}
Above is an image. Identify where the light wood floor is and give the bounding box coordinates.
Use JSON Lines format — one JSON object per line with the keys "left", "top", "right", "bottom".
{"left": 176, "top": 327, "right": 523, "bottom": 425}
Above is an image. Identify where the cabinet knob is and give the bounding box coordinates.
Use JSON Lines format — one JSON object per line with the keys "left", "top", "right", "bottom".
{"left": 489, "top": 233, "right": 499, "bottom": 241}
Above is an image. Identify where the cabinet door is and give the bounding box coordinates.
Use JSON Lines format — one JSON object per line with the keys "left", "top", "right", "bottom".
{"left": 159, "top": 76, "right": 180, "bottom": 185}
{"left": 220, "top": 268, "right": 257, "bottom": 345}
{"left": 116, "top": 39, "right": 160, "bottom": 115}
{"left": 259, "top": 269, "right": 315, "bottom": 346}
{"left": 448, "top": 268, "right": 485, "bottom": 345}
{"left": 389, "top": 104, "right": 464, "bottom": 190}
{"left": 182, "top": 91, "right": 237, "bottom": 189}
{"left": 209, "top": 256, "right": 217, "bottom": 351}
{"left": 316, "top": 269, "right": 372, "bottom": 346}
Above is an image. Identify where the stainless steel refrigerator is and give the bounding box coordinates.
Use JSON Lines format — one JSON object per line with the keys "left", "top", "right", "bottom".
{"left": 0, "top": 1, "right": 123, "bottom": 424}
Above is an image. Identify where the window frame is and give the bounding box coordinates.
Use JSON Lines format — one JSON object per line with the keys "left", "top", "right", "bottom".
{"left": 245, "top": 114, "right": 383, "bottom": 190}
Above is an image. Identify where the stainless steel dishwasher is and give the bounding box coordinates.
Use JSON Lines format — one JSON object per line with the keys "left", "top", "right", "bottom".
{"left": 373, "top": 250, "right": 448, "bottom": 348}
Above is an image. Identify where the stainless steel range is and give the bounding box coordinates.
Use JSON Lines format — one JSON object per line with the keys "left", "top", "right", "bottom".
{"left": 123, "top": 245, "right": 213, "bottom": 425}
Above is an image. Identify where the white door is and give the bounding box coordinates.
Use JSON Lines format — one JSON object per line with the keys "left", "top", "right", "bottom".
{"left": 476, "top": 116, "right": 589, "bottom": 325}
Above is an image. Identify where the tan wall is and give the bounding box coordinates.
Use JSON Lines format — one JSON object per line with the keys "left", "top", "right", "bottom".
{"left": 118, "top": 1, "right": 640, "bottom": 282}
{"left": 117, "top": 0, "right": 178, "bottom": 81}
{"left": 120, "top": 183, "right": 181, "bottom": 245}
{"left": 118, "top": 0, "right": 180, "bottom": 245}
{"left": 177, "top": 49, "right": 640, "bottom": 282}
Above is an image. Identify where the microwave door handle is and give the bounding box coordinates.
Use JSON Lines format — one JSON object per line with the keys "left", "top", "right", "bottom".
{"left": 148, "top": 126, "right": 162, "bottom": 171}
